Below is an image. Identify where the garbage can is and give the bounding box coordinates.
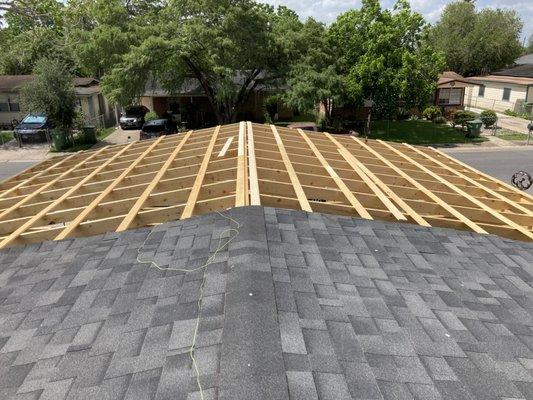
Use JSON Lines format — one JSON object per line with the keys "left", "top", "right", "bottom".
{"left": 466, "top": 119, "right": 483, "bottom": 137}
{"left": 50, "top": 129, "right": 70, "bottom": 151}
{"left": 81, "top": 126, "right": 97, "bottom": 144}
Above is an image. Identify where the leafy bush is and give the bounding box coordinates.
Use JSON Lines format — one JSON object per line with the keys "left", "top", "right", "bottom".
{"left": 480, "top": 110, "right": 497, "bottom": 127}
{"left": 396, "top": 109, "right": 411, "bottom": 121}
{"left": 145, "top": 111, "right": 158, "bottom": 122}
{"left": 433, "top": 116, "right": 447, "bottom": 124}
{"left": 317, "top": 115, "right": 327, "bottom": 131}
{"left": 452, "top": 110, "right": 477, "bottom": 127}
{"left": 422, "top": 106, "right": 442, "bottom": 121}
{"left": 504, "top": 109, "right": 518, "bottom": 117}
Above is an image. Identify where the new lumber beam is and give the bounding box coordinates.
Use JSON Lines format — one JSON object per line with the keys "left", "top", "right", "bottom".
{"left": 181, "top": 126, "right": 222, "bottom": 219}
{"left": 297, "top": 129, "right": 372, "bottom": 219}
{"left": 247, "top": 122, "right": 260, "bottom": 206}
{"left": 235, "top": 121, "right": 247, "bottom": 207}
{"left": 379, "top": 140, "right": 533, "bottom": 240}
{"left": 116, "top": 130, "right": 194, "bottom": 232}
{"left": 55, "top": 136, "right": 166, "bottom": 240}
{"left": 270, "top": 125, "right": 312, "bottom": 212}
{"left": 360, "top": 139, "right": 487, "bottom": 234}
{"left": 0, "top": 143, "right": 135, "bottom": 249}
{"left": 325, "top": 133, "right": 406, "bottom": 221}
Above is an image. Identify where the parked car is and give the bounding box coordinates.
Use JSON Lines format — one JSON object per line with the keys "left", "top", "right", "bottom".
{"left": 14, "top": 113, "right": 53, "bottom": 144}
{"left": 140, "top": 119, "right": 178, "bottom": 140}
{"left": 119, "top": 105, "right": 149, "bottom": 129}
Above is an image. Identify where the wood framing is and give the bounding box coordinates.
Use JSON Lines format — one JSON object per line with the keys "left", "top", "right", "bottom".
{"left": 0, "top": 122, "right": 532, "bottom": 248}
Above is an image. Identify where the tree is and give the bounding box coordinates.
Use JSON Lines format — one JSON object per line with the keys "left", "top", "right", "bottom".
{"left": 431, "top": 0, "right": 523, "bottom": 75}
{"left": 20, "top": 58, "right": 77, "bottom": 130}
{"left": 0, "top": 0, "right": 73, "bottom": 75}
{"left": 283, "top": 18, "right": 343, "bottom": 123}
{"left": 329, "top": 0, "right": 444, "bottom": 118}
{"left": 102, "top": 0, "right": 298, "bottom": 124}
{"left": 526, "top": 34, "right": 533, "bottom": 54}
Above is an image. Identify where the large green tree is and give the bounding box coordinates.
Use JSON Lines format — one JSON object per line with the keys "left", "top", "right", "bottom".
{"left": 430, "top": 0, "right": 523, "bottom": 75}
{"left": 102, "top": 0, "right": 299, "bottom": 124}
{"left": 283, "top": 18, "right": 343, "bottom": 122}
{"left": 329, "top": 0, "right": 444, "bottom": 118}
{"left": 20, "top": 58, "right": 77, "bottom": 130}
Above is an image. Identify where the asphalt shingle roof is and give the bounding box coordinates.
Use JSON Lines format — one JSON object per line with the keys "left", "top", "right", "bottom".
{"left": 1, "top": 206, "right": 533, "bottom": 400}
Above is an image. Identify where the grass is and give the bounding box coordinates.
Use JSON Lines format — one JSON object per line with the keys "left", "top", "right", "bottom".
{"left": 496, "top": 130, "right": 530, "bottom": 141}
{"left": 368, "top": 120, "right": 487, "bottom": 145}
{"left": 51, "top": 126, "right": 116, "bottom": 152}
{"left": 0, "top": 131, "right": 14, "bottom": 144}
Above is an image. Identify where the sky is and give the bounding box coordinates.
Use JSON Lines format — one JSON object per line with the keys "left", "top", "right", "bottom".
{"left": 263, "top": 0, "right": 533, "bottom": 43}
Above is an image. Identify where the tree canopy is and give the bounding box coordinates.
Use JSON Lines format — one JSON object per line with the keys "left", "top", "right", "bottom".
{"left": 329, "top": 0, "right": 444, "bottom": 117}
{"left": 430, "top": 0, "right": 523, "bottom": 76}
{"left": 20, "top": 58, "right": 77, "bottom": 129}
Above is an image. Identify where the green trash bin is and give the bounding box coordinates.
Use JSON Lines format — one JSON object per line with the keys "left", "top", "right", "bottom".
{"left": 50, "top": 129, "right": 70, "bottom": 151}
{"left": 466, "top": 119, "right": 483, "bottom": 137}
{"left": 81, "top": 126, "right": 97, "bottom": 144}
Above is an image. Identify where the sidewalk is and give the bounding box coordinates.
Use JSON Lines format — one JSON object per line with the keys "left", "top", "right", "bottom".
{"left": 92, "top": 127, "right": 139, "bottom": 149}
{"left": 467, "top": 107, "right": 531, "bottom": 134}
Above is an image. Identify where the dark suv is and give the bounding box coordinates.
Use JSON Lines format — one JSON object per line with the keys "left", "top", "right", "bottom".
{"left": 140, "top": 119, "right": 177, "bottom": 140}
{"left": 119, "top": 105, "right": 148, "bottom": 129}
{"left": 14, "top": 114, "right": 53, "bottom": 144}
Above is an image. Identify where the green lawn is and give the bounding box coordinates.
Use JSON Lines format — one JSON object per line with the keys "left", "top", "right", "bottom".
{"left": 368, "top": 120, "right": 487, "bottom": 145}
{"left": 0, "top": 131, "right": 14, "bottom": 144}
{"left": 51, "top": 126, "right": 116, "bottom": 152}
{"left": 496, "top": 130, "right": 529, "bottom": 141}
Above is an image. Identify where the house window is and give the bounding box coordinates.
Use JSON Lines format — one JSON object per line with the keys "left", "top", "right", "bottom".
{"left": 502, "top": 88, "right": 511, "bottom": 101}
{"left": 438, "top": 88, "right": 463, "bottom": 105}
{"left": 478, "top": 85, "right": 485, "bottom": 98}
{"left": 8, "top": 101, "right": 20, "bottom": 112}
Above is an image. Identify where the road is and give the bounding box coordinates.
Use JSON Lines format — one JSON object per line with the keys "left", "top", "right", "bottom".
{"left": 0, "top": 161, "right": 36, "bottom": 183}
{"left": 443, "top": 147, "right": 533, "bottom": 193}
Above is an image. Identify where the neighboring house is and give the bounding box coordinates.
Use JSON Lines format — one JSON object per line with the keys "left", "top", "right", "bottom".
{"left": 434, "top": 71, "right": 475, "bottom": 114}
{"left": 464, "top": 55, "right": 533, "bottom": 113}
{"left": 0, "top": 75, "right": 115, "bottom": 129}
{"left": 139, "top": 77, "right": 293, "bottom": 127}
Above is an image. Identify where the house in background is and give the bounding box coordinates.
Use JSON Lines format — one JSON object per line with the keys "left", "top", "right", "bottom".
{"left": 464, "top": 55, "right": 533, "bottom": 113}
{"left": 434, "top": 71, "right": 475, "bottom": 114}
{"left": 0, "top": 75, "right": 115, "bottom": 129}
{"left": 139, "top": 77, "right": 293, "bottom": 128}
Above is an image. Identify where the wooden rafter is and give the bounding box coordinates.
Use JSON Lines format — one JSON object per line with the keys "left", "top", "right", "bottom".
{"left": 181, "top": 126, "right": 221, "bottom": 219}
{"left": 0, "top": 122, "right": 532, "bottom": 248}
{"left": 270, "top": 125, "right": 312, "bottom": 212}
{"left": 116, "top": 130, "right": 194, "bottom": 232}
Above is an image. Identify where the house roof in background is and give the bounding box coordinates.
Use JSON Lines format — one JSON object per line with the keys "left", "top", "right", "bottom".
{"left": 515, "top": 53, "right": 533, "bottom": 65}
{"left": 493, "top": 64, "right": 533, "bottom": 79}
{"left": 437, "top": 71, "right": 474, "bottom": 88}
{"left": 0, "top": 122, "right": 532, "bottom": 250}
{"left": 0, "top": 75, "right": 100, "bottom": 93}
{"left": 468, "top": 74, "right": 533, "bottom": 86}
{"left": 0, "top": 206, "right": 532, "bottom": 399}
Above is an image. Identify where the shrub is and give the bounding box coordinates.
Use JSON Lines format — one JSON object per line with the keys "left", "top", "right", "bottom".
{"left": 452, "top": 110, "right": 477, "bottom": 127}
{"left": 317, "top": 115, "right": 327, "bottom": 131}
{"left": 145, "top": 111, "right": 158, "bottom": 122}
{"left": 397, "top": 109, "right": 411, "bottom": 121}
{"left": 422, "top": 106, "right": 442, "bottom": 121}
{"left": 480, "top": 110, "right": 497, "bottom": 127}
{"left": 504, "top": 109, "right": 518, "bottom": 117}
{"left": 433, "top": 116, "right": 447, "bottom": 124}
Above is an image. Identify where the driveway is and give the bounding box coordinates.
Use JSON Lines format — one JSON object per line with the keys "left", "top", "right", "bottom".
{"left": 443, "top": 146, "right": 533, "bottom": 193}
{"left": 468, "top": 107, "right": 532, "bottom": 134}
{"left": 92, "top": 127, "right": 139, "bottom": 148}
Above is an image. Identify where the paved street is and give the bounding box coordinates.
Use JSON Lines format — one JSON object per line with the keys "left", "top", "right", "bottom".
{"left": 0, "top": 161, "right": 36, "bottom": 182}
{"left": 444, "top": 146, "right": 533, "bottom": 193}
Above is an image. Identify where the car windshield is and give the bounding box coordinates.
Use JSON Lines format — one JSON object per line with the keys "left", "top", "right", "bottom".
{"left": 22, "top": 115, "right": 46, "bottom": 124}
